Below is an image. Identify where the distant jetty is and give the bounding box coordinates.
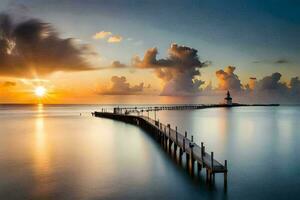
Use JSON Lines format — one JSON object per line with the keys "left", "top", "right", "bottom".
{"left": 106, "top": 103, "right": 280, "bottom": 115}
{"left": 106, "top": 91, "right": 279, "bottom": 115}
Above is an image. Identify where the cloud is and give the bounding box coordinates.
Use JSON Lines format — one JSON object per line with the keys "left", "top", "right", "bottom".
{"left": 93, "top": 31, "right": 123, "bottom": 43}
{"left": 247, "top": 72, "right": 293, "bottom": 102}
{"left": 212, "top": 67, "right": 300, "bottom": 103}
{"left": 133, "top": 43, "right": 207, "bottom": 96}
{"left": 274, "top": 59, "right": 289, "bottom": 64}
{"left": 254, "top": 72, "right": 287, "bottom": 92}
{"left": 1, "top": 81, "right": 16, "bottom": 87}
{"left": 110, "top": 60, "right": 127, "bottom": 68}
{"left": 232, "top": 71, "right": 300, "bottom": 103}
{"left": 253, "top": 58, "right": 290, "bottom": 65}
{"left": 133, "top": 44, "right": 205, "bottom": 69}
{"left": 289, "top": 77, "right": 300, "bottom": 100}
{"left": 159, "top": 70, "right": 205, "bottom": 96}
{"left": 215, "top": 66, "right": 242, "bottom": 91}
{"left": 107, "top": 35, "right": 122, "bottom": 43}
{"left": 245, "top": 77, "right": 257, "bottom": 91}
{"left": 99, "top": 76, "right": 145, "bottom": 95}
{"left": 0, "top": 13, "right": 98, "bottom": 78}
{"left": 93, "top": 31, "right": 112, "bottom": 39}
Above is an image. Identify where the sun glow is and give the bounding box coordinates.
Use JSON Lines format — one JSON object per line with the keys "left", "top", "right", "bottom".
{"left": 35, "top": 86, "right": 46, "bottom": 97}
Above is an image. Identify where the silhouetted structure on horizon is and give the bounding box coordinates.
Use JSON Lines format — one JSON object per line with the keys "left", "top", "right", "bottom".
{"left": 224, "top": 91, "right": 233, "bottom": 105}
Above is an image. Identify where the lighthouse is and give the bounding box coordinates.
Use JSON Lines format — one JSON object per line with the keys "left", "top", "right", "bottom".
{"left": 224, "top": 91, "right": 233, "bottom": 105}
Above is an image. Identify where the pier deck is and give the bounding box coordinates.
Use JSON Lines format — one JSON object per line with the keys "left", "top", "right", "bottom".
{"left": 93, "top": 111, "right": 228, "bottom": 187}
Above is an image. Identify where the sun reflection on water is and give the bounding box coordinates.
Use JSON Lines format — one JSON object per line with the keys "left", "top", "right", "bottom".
{"left": 33, "top": 103, "right": 53, "bottom": 196}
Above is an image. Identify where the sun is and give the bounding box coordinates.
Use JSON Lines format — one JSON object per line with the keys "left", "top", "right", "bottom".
{"left": 35, "top": 86, "right": 46, "bottom": 97}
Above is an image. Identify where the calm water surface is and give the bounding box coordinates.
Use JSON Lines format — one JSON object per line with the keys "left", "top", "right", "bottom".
{"left": 0, "top": 104, "right": 299, "bottom": 200}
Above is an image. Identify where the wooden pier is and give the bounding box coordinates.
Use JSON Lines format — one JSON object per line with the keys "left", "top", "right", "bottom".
{"left": 93, "top": 111, "right": 228, "bottom": 188}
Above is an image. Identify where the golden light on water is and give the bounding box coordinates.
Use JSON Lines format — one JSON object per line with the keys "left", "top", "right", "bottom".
{"left": 33, "top": 103, "right": 53, "bottom": 195}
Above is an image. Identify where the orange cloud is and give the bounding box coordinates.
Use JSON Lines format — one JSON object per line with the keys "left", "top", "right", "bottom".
{"left": 248, "top": 77, "right": 257, "bottom": 90}
{"left": 93, "top": 31, "right": 123, "bottom": 43}
{"left": 107, "top": 35, "right": 123, "bottom": 43}
{"left": 215, "top": 66, "right": 242, "bottom": 91}
{"left": 93, "top": 31, "right": 112, "bottom": 39}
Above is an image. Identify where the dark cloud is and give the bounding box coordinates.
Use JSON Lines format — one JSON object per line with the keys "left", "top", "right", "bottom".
{"left": 99, "top": 76, "right": 145, "bottom": 95}
{"left": 274, "top": 59, "right": 289, "bottom": 64}
{"left": 110, "top": 61, "right": 127, "bottom": 68}
{"left": 133, "top": 43, "right": 207, "bottom": 96}
{"left": 289, "top": 77, "right": 300, "bottom": 100}
{"left": 215, "top": 66, "right": 243, "bottom": 92}
{"left": 248, "top": 72, "right": 291, "bottom": 102}
{"left": 1, "top": 81, "right": 16, "bottom": 87}
{"left": 236, "top": 72, "right": 300, "bottom": 103}
{"left": 254, "top": 72, "right": 287, "bottom": 92}
{"left": 0, "top": 13, "right": 98, "bottom": 78}
{"left": 160, "top": 70, "right": 205, "bottom": 96}
{"left": 253, "top": 58, "right": 290, "bottom": 65}
{"left": 133, "top": 44, "right": 205, "bottom": 69}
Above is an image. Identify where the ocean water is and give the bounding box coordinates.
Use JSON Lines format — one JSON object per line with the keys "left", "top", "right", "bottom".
{"left": 0, "top": 104, "right": 300, "bottom": 200}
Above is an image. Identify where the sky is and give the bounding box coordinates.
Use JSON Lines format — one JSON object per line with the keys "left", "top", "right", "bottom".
{"left": 0, "top": 0, "right": 299, "bottom": 104}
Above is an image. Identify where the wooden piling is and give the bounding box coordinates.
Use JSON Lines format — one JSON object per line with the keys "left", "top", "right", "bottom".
{"left": 169, "top": 140, "right": 172, "bottom": 153}
{"left": 164, "top": 127, "right": 167, "bottom": 149}
{"left": 224, "top": 160, "right": 228, "bottom": 188}
{"left": 179, "top": 147, "right": 183, "bottom": 161}
{"left": 211, "top": 152, "right": 214, "bottom": 171}
{"left": 186, "top": 153, "right": 190, "bottom": 168}
{"left": 197, "top": 162, "right": 202, "bottom": 173}
{"left": 175, "top": 126, "right": 178, "bottom": 143}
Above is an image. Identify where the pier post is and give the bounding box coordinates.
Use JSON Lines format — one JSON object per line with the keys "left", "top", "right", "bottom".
{"left": 206, "top": 168, "right": 209, "bottom": 182}
{"left": 211, "top": 152, "right": 214, "bottom": 170}
{"left": 202, "top": 146, "right": 205, "bottom": 167}
{"left": 210, "top": 152, "right": 214, "bottom": 183}
{"left": 201, "top": 142, "right": 204, "bottom": 154}
{"left": 197, "top": 162, "right": 202, "bottom": 174}
{"left": 164, "top": 127, "right": 167, "bottom": 149}
{"left": 179, "top": 147, "right": 183, "bottom": 163}
{"left": 183, "top": 137, "right": 186, "bottom": 151}
{"left": 186, "top": 153, "right": 190, "bottom": 168}
{"left": 185, "top": 131, "right": 187, "bottom": 138}
{"left": 224, "top": 160, "right": 228, "bottom": 189}
{"left": 169, "top": 140, "right": 172, "bottom": 153}
{"left": 190, "top": 136, "right": 195, "bottom": 174}
{"left": 176, "top": 126, "right": 178, "bottom": 143}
